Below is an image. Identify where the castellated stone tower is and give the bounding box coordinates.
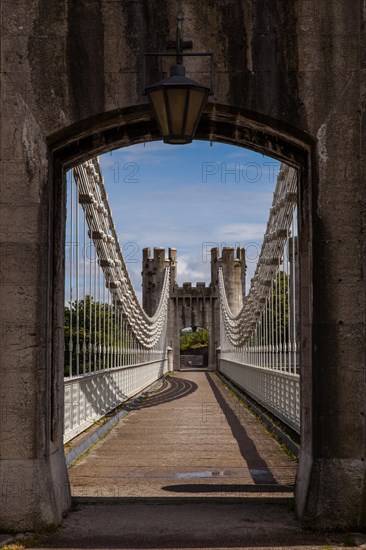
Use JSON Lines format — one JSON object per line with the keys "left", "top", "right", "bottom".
{"left": 211, "top": 246, "right": 246, "bottom": 316}
{"left": 142, "top": 247, "right": 177, "bottom": 316}
{"left": 142, "top": 246, "right": 246, "bottom": 371}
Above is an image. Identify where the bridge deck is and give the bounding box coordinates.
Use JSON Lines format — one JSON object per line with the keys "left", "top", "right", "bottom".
{"left": 68, "top": 370, "right": 296, "bottom": 499}
{"left": 39, "top": 372, "right": 351, "bottom": 549}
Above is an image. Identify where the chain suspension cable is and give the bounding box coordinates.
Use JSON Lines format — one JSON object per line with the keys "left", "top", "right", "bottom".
{"left": 65, "top": 157, "right": 170, "bottom": 387}
{"left": 218, "top": 164, "right": 300, "bottom": 432}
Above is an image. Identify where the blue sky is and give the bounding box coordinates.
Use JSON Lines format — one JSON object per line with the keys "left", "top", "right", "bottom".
{"left": 98, "top": 141, "right": 280, "bottom": 302}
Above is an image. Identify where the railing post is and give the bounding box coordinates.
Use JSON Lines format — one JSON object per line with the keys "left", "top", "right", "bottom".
{"left": 216, "top": 346, "right": 221, "bottom": 371}
{"left": 167, "top": 346, "right": 173, "bottom": 372}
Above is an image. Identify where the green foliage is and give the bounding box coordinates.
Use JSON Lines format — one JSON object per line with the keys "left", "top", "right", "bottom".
{"left": 180, "top": 328, "right": 209, "bottom": 351}
{"left": 263, "top": 271, "right": 290, "bottom": 344}
{"left": 64, "top": 295, "right": 130, "bottom": 377}
{"left": 342, "top": 537, "right": 357, "bottom": 547}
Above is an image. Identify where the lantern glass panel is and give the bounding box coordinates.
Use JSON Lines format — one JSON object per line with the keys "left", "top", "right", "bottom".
{"left": 166, "top": 88, "right": 188, "bottom": 135}
{"left": 149, "top": 89, "right": 169, "bottom": 136}
{"left": 185, "top": 89, "right": 207, "bottom": 135}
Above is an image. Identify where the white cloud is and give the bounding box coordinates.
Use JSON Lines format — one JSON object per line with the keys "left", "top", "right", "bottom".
{"left": 99, "top": 142, "right": 181, "bottom": 167}
{"left": 213, "top": 223, "right": 265, "bottom": 242}
{"left": 94, "top": 142, "right": 280, "bottom": 299}
{"left": 176, "top": 255, "right": 209, "bottom": 285}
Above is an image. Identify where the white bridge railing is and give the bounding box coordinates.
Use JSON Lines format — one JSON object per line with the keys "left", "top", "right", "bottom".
{"left": 218, "top": 165, "right": 300, "bottom": 433}
{"left": 64, "top": 158, "right": 170, "bottom": 443}
{"left": 64, "top": 359, "right": 167, "bottom": 442}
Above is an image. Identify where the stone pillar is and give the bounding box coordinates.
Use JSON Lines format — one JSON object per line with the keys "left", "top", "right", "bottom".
{"left": 142, "top": 247, "right": 170, "bottom": 316}
{"left": 219, "top": 247, "right": 245, "bottom": 316}
{"left": 0, "top": 146, "right": 71, "bottom": 529}
{"left": 216, "top": 346, "right": 221, "bottom": 371}
{"left": 208, "top": 248, "right": 220, "bottom": 371}
{"left": 167, "top": 346, "right": 173, "bottom": 372}
{"left": 168, "top": 247, "right": 177, "bottom": 288}
{"left": 167, "top": 248, "right": 179, "bottom": 371}
{"left": 210, "top": 247, "right": 219, "bottom": 286}
{"left": 294, "top": 1, "right": 366, "bottom": 529}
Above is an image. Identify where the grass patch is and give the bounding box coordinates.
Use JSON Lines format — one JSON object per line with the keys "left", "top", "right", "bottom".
{"left": 0, "top": 525, "right": 58, "bottom": 549}
{"left": 343, "top": 536, "right": 357, "bottom": 547}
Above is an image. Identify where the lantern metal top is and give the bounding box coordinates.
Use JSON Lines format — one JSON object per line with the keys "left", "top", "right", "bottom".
{"left": 147, "top": 63, "right": 210, "bottom": 93}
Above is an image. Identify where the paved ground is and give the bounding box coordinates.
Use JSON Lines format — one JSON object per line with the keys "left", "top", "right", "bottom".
{"left": 28, "top": 370, "right": 365, "bottom": 549}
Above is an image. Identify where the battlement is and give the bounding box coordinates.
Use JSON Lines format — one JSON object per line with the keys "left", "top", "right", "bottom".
{"left": 219, "top": 246, "right": 245, "bottom": 264}
{"left": 180, "top": 281, "right": 207, "bottom": 289}
{"left": 142, "top": 246, "right": 245, "bottom": 311}
{"left": 172, "top": 283, "right": 214, "bottom": 298}
{"left": 142, "top": 247, "right": 177, "bottom": 315}
{"left": 210, "top": 246, "right": 246, "bottom": 315}
{"left": 142, "top": 247, "right": 176, "bottom": 265}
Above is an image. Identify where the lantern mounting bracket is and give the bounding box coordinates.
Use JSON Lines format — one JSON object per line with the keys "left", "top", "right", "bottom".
{"left": 166, "top": 39, "right": 193, "bottom": 51}
{"left": 143, "top": 9, "right": 214, "bottom": 96}
{"left": 142, "top": 51, "right": 215, "bottom": 96}
{"left": 142, "top": 9, "right": 214, "bottom": 144}
{"left": 167, "top": 9, "right": 193, "bottom": 64}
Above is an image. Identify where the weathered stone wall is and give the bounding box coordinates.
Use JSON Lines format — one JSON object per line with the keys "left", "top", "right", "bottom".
{"left": 0, "top": 0, "right": 364, "bottom": 531}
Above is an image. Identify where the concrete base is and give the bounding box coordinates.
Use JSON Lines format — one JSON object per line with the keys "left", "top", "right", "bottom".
{"left": 0, "top": 534, "right": 13, "bottom": 546}
{"left": 0, "top": 448, "right": 71, "bottom": 532}
{"left": 296, "top": 456, "right": 366, "bottom": 530}
{"left": 38, "top": 501, "right": 348, "bottom": 550}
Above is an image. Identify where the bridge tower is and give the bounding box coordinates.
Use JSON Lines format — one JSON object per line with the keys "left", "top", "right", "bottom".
{"left": 221, "top": 246, "right": 246, "bottom": 315}
{"left": 142, "top": 246, "right": 246, "bottom": 371}
{"left": 211, "top": 246, "right": 246, "bottom": 316}
{"left": 142, "top": 247, "right": 177, "bottom": 316}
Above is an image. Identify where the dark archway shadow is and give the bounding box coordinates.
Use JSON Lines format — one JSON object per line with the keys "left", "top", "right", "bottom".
{"left": 41, "top": 496, "right": 330, "bottom": 549}
{"left": 161, "top": 483, "right": 293, "bottom": 494}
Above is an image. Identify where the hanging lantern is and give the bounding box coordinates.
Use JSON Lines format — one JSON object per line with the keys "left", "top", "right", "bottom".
{"left": 146, "top": 64, "right": 210, "bottom": 145}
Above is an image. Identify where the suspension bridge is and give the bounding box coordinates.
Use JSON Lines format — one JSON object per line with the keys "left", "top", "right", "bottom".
{"left": 63, "top": 158, "right": 299, "bottom": 444}
{"left": 4, "top": 151, "right": 329, "bottom": 550}
{"left": 11, "top": 157, "right": 303, "bottom": 548}
{"left": 1, "top": 0, "right": 364, "bottom": 537}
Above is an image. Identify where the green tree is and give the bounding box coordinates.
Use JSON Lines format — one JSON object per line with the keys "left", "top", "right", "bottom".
{"left": 64, "top": 295, "right": 130, "bottom": 377}
{"left": 264, "top": 270, "right": 289, "bottom": 345}
{"left": 180, "top": 328, "right": 209, "bottom": 351}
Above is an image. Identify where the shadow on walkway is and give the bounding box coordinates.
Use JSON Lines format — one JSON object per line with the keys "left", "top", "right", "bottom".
{"left": 161, "top": 483, "right": 293, "bottom": 494}
{"left": 135, "top": 376, "right": 198, "bottom": 410}
{"left": 206, "top": 373, "right": 277, "bottom": 485}
{"left": 41, "top": 499, "right": 330, "bottom": 549}
{"left": 179, "top": 367, "right": 208, "bottom": 372}
{"left": 60, "top": 372, "right": 303, "bottom": 549}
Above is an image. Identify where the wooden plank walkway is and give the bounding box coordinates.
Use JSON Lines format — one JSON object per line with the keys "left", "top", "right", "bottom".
{"left": 38, "top": 371, "right": 348, "bottom": 549}
{"left": 68, "top": 370, "right": 296, "bottom": 499}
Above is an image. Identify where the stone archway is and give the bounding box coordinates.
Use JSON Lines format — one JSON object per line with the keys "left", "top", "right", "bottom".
{"left": 1, "top": 1, "right": 364, "bottom": 531}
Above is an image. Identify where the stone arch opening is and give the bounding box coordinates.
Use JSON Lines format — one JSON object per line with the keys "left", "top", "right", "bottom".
{"left": 49, "top": 102, "right": 313, "bottom": 523}
{"left": 0, "top": 0, "right": 363, "bottom": 532}
{"left": 180, "top": 326, "right": 209, "bottom": 369}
